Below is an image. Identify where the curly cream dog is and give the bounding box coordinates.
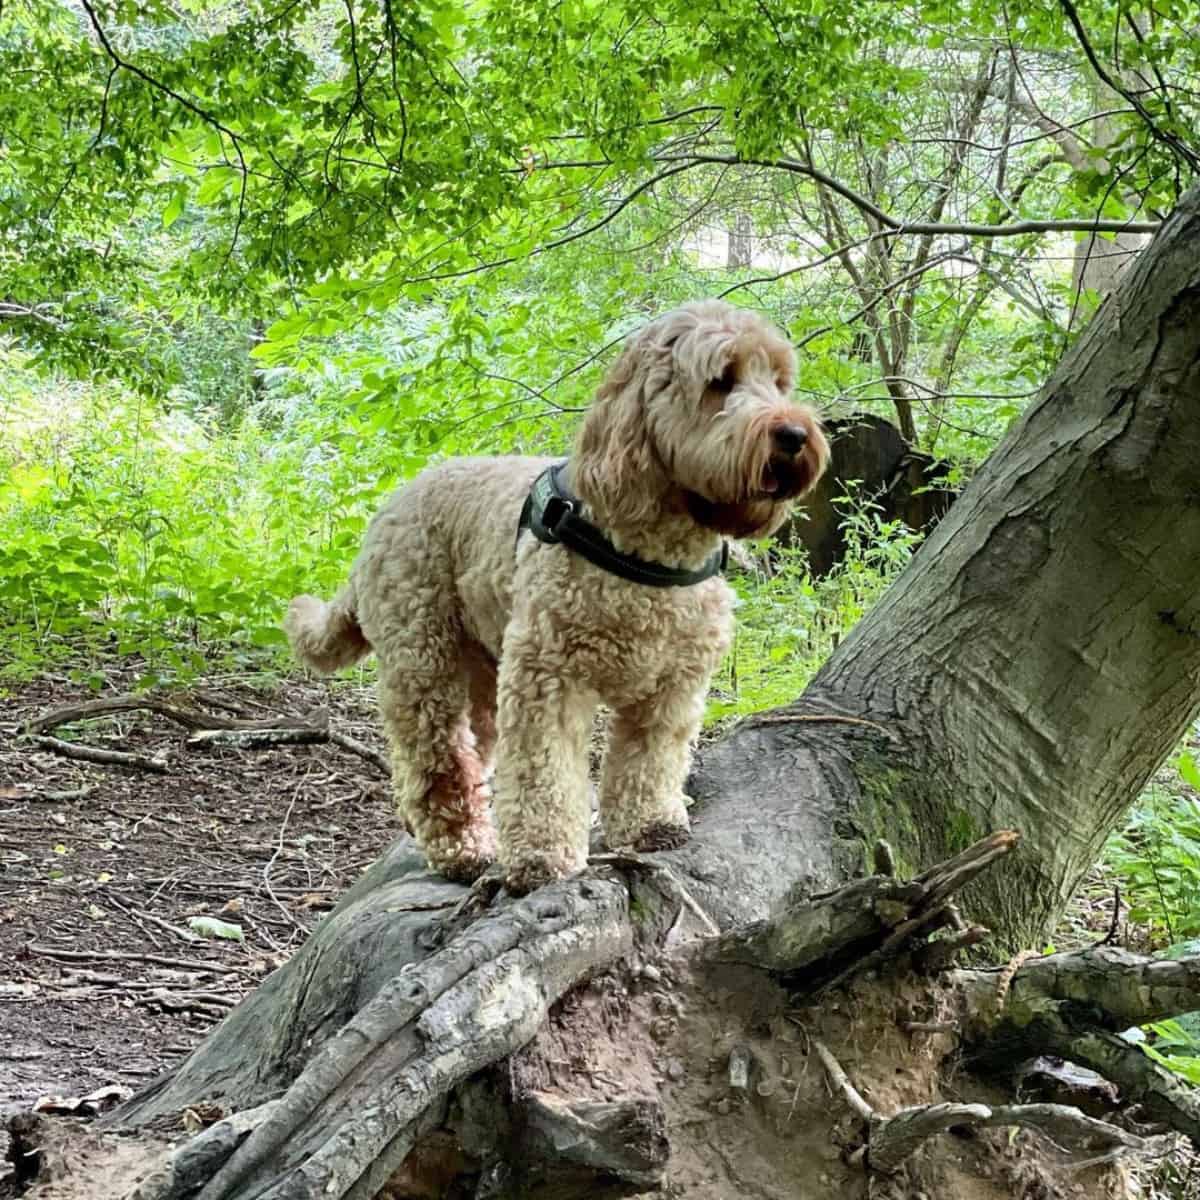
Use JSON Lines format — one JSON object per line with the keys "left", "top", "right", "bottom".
{"left": 285, "top": 300, "right": 829, "bottom": 894}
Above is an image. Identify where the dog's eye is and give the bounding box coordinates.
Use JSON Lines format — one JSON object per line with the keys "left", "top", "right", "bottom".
{"left": 710, "top": 364, "right": 737, "bottom": 395}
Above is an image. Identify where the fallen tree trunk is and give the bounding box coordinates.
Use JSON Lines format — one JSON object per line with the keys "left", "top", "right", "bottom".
{"left": 13, "top": 813, "right": 1200, "bottom": 1200}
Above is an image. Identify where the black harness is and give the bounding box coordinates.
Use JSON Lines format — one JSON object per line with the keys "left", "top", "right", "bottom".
{"left": 516, "top": 462, "right": 727, "bottom": 588}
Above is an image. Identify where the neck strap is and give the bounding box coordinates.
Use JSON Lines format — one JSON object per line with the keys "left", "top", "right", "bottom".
{"left": 517, "top": 462, "right": 727, "bottom": 588}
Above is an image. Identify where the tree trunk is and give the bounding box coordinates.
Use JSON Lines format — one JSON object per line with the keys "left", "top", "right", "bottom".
{"left": 809, "top": 182, "right": 1200, "bottom": 942}
{"left": 726, "top": 212, "right": 753, "bottom": 269}
{"left": 12, "top": 186, "right": 1200, "bottom": 1200}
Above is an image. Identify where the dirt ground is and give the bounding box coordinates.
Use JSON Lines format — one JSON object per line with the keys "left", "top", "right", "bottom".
{"left": 0, "top": 666, "right": 398, "bottom": 1190}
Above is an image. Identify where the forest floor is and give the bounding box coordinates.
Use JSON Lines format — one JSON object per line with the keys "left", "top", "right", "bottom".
{"left": 0, "top": 664, "right": 1156, "bottom": 1193}
{"left": 0, "top": 663, "right": 398, "bottom": 1188}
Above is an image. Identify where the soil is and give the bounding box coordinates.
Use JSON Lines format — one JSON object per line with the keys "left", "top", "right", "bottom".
{"left": 508, "top": 954, "right": 1134, "bottom": 1200}
{"left": 0, "top": 667, "right": 397, "bottom": 1192}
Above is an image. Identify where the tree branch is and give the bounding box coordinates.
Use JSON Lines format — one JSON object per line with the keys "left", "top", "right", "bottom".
{"left": 1058, "top": 0, "right": 1200, "bottom": 172}
{"left": 76, "top": 0, "right": 249, "bottom": 259}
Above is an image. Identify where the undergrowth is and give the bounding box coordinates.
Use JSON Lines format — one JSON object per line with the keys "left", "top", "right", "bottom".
{"left": 1100, "top": 749, "right": 1200, "bottom": 1117}
{"left": 707, "top": 496, "right": 920, "bottom": 724}
{"left": 1, "top": 371, "right": 917, "bottom": 712}
{"left": 0, "top": 371, "right": 401, "bottom": 685}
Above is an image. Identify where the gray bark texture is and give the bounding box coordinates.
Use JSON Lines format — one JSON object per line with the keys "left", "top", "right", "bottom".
{"left": 12, "top": 185, "right": 1200, "bottom": 1200}
{"left": 802, "top": 183, "right": 1200, "bottom": 941}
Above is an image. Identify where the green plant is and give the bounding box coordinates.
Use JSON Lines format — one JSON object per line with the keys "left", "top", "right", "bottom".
{"left": 1104, "top": 752, "right": 1200, "bottom": 946}
{"left": 706, "top": 490, "right": 921, "bottom": 723}
{"left": 0, "top": 368, "right": 404, "bottom": 683}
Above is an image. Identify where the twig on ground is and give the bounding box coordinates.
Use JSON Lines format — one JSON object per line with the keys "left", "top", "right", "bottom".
{"left": 6, "top": 785, "right": 96, "bottom": 802}
{"left": 326, "top": 728, "right": 391, "bottom": 776}
{"left": 185, "top": 728, "right": 327, "bottom": 751}
{"left": 33, "top": 736, "right": 168, "bottom": 774}
{"left": 28, "top": 944, "right": 238, "bottom": 974}
{"left": 262, "top": 788, "right": 306, "bottom": 940}
{"left": 26, "top": 691, "right": 390, "bottom": 777}
{"left": 26, "top": 696, "right": 327, "bottom": 736}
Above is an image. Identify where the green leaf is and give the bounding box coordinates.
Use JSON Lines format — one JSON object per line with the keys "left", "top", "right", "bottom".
{"left": 187, "top": 916, "right": 245, "bottom": 941}
{"left": 162, "top": 188, "right": 185, "bottom": 229}
{"left": 1178, "top": 752, "right": 1200, "bottom": 792}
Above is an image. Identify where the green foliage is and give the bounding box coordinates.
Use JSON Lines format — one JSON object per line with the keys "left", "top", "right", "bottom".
{"left": 707, "top": 491, "right": 921, "bottom": 723}
{"left": 2, "top": 0, "right": 1196, "bottom": 402}
{"left": 1104, "top": 752, "right": 1200, "bottom": 945}
{"left": 1094, "top": 753, "right": 1200, "bottom": 1099}
{"left": 0, "top": 358, "right": 398, "bottom": 683}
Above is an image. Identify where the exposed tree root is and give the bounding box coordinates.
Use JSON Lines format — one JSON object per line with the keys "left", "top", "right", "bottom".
{"left": 814, "top": 1038, "right": 1158, "bottom": 1175}
{"left": 127, "top": 878, "right": 630, "bottom": 1200}
{"left": 704, "top": 829, "right": 1019, "bottom": 987}
{"left": 960, "top": 944, "right": 1200, "bottom": 1145}
{"left": 16, "top": 828, "right": 1200, "bottom": 1198}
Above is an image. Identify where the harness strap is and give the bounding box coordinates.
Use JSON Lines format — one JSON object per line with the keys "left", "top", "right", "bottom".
{"left": 516, "top": 462, "right": 727, "bottom": 588}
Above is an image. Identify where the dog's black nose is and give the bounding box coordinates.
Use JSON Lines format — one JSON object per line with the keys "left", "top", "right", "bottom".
{"left": 772, "top": 424, "right": 808, "bottom": 457}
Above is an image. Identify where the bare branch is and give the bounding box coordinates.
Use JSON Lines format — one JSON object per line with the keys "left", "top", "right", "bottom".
{"left": 657, "top": 153, "right": 1162, "bottom": 235}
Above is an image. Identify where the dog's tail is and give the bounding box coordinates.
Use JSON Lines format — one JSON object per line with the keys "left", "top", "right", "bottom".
{"left": 283, "top": 589, "right": 372, "bottom": 674}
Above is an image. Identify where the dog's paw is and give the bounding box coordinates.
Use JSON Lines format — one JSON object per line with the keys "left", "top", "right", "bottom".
{"left": 633, "top": 821, "right": 691, "bottom": 853}
{"left": 431, "top": 822, "right": 498, "bottom": 885}
{"left": 503, "top": 851, "right": 583, "bottom": 897}
{"left": 439, "top": 852, "right": 497, "bottom": 885}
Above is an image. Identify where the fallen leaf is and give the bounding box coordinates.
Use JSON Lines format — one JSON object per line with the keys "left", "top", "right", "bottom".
{"left": 182, "top": 1103, "right": 225, "bottom": 1131}
{"left": 34, "top": 1084, "right": 132, "bottom": 1116}
{"left": 187, "top": 916, "right": 244, "bottom": 942}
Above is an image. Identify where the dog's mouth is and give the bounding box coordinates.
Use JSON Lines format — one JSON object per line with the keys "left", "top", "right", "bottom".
{"left": 754, "top": 458, "right": 810, "bottom": 502}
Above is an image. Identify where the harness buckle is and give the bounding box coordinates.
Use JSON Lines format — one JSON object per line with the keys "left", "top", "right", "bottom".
{"left": 540, "top": 493, "right": 575, "bottom": 540}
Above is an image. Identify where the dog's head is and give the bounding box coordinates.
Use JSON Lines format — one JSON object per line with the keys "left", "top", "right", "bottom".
{"left": 574, "top": 300, "right": 830, "bottom": 539}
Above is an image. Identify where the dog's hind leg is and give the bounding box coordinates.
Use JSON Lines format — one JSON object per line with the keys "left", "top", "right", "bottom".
{"left": 598, "top": 673, "right": 711, "bottom": 854}
{"left": 377, "top": 644, "right": 497, "bottom": 885}
{"left": 492, "top": 622, "right": 596, "bottom": 896}
{"left": 463, "top": 642, "right": 498, "bottom": 776}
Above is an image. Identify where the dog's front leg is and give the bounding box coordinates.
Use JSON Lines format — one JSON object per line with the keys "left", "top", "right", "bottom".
{"left": 598, "top": 675, "right": 711, "bottom": 854}
{"left": 493, "top": 623, "right": 596, "bottom": 896}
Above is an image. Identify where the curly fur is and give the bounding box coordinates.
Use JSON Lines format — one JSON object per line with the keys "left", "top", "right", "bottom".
{"left": 284, "top": 300, "right": 830, "bottom": 894}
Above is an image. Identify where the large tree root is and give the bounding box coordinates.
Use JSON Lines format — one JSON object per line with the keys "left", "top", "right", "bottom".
{"left": 14, "top": 830, "right": 1200, "bottom": 1199}
{"left": 129, "top": 878, "right": 629, "bottom": 1200}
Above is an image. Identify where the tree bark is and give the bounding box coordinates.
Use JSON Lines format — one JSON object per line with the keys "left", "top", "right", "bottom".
{"left": 804, "top": 182, "right": 1200, "bottom": 941}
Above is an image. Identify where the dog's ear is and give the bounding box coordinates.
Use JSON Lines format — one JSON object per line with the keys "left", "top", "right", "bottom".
{"left": 573, "top": 341, "right": 665, "bottom": 529}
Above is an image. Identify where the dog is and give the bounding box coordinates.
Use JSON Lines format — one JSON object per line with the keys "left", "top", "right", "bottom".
{"left": 285, "top": 300, "right": 829, "bottom": 894}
